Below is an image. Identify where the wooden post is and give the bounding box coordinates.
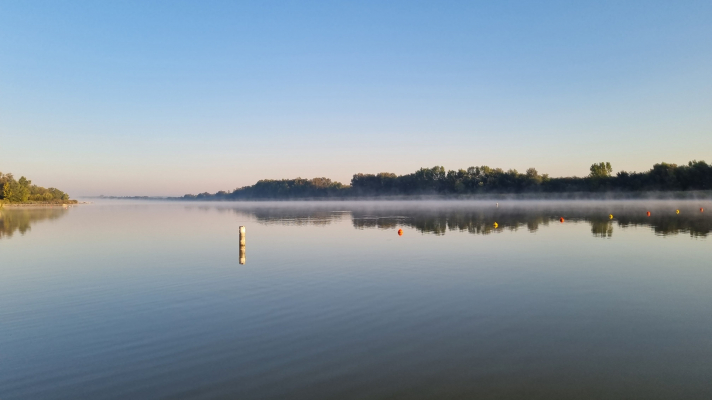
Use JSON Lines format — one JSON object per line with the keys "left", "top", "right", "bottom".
{"left": 239, "top": 226, "right": 246, "bottom": 265}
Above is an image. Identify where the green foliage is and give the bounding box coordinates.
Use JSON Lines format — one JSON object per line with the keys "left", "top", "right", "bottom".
{"left": 0, "top": 172, "right": 72, "bottom": 203}
{"left": 589, "top": 162, "right": 613, "bottom": 178}
{"left": 1, "top": 173, "right": 31, "bottom": 202}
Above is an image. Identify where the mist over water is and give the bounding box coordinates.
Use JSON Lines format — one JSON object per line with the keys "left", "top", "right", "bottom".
{"left": 2, "top": 200, "right": 711, "bottom": 399}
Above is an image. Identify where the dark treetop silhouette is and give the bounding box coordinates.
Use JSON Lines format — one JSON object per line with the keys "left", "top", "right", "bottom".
{"left": 181, "top": 161, "right": 712, "bottom": 200}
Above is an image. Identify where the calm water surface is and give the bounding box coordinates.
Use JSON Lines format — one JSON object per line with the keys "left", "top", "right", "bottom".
{"left": 2, "top": 200, "right": 712, "bottom": 399}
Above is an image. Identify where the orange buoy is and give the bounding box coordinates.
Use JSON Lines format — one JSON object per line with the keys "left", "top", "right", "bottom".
{"left": 701, "top": 208, "right": 704, "bottom": 213}
{"left": 397, "top": 229, "right": 403, "bottom": 236}
{"left": 646, "top": 211, "right": 651, "bottom": 217}
{"left": 560, "top": 217, "right": 564, "bottom": 223}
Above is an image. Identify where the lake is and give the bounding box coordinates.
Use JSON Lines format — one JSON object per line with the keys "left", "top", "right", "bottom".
{"left": 2, "top": 200, "right": 712, "bottom": 399}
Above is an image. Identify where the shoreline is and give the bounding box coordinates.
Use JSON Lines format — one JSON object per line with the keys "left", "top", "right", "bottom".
{"left": 1, "top": 201, "right": 88, "bottom": 208}
{"left": 93, "top": 190, "right": 712, "bottom": 202}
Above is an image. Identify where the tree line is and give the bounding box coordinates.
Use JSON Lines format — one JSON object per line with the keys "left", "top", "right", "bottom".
{"left": 183, "top": 177, "right": 347, "bottom": 200}
{"left": 0, "top": 172, "right": 74, "bottom": 204}
{"left": 181, "top": 160, "right": 712, "bottom": 200}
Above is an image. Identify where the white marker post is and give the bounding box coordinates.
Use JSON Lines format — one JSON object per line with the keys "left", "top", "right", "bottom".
{"left": 239, "top": 226, "right": 246, "bottom": 264}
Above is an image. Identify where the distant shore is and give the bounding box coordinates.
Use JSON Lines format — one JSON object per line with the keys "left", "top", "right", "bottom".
{"left": 92, "top": 191, "right": 712, "bottom": 202}
{"left": 177, "top": 161, "right": 712, "bottom": 201}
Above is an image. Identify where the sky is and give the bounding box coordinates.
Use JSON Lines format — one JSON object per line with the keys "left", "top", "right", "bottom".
{"left": 1, "top": 0, "right": 711, "bottom": 196}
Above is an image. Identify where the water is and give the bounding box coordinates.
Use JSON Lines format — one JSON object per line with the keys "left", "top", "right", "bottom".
{"left": 1, "top": 200, "right": 712, "bottom": 400}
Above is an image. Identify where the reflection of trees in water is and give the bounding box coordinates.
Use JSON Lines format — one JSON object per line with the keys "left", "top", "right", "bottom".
{"left": 0, "top": 207, "right": 68, "bottom": 239}
{"left": 352, "top": 211, "right": 551, "bottom": 236}
{"left": 590, "top": 220, "right": 614, "bottom": 238}
{"left": 229, "top": 208, "right": 347, "bottom": 226}
{"left": 617, "top": 216, "right": 710, "bottom": 238}
{"left": 349, "top": 209, "right": 711, "bottom": 238}
{"left": 211, "top": 204, "right": 711, "bottom": 238}
{"left": 188, "top": 205, "right": 347, "bottom": 226}
{"left": 367, "top": 210, "right": 710, "bottom": 238}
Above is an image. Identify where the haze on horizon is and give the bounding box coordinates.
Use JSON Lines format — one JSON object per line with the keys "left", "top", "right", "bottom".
{"left": 1, "top": 1, "right": 711, "bottom": 197}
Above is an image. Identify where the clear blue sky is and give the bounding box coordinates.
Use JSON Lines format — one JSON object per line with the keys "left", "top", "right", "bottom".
{"left": 1, "top": 0, "right": 711, "bottom": 196}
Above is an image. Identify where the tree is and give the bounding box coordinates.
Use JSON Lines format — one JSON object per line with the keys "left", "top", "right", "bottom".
{"left": 525, "top": 168, "right": 544, "bottom": 186}
{"left": 589, "top": 162, "right": 613, "bottom": 178}
{"left": 0, "top": 175, "right": 32, "bottom": 202}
